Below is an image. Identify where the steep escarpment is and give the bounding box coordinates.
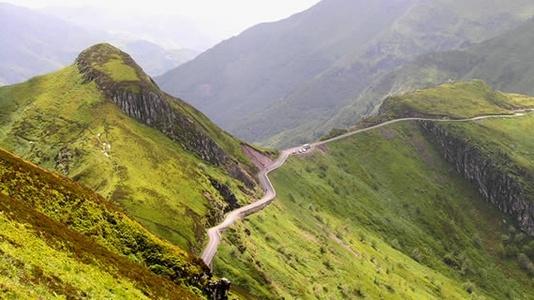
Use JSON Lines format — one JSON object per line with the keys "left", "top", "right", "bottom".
{"left": 420, "top": 121, "right": 534, "bottom": 235}
{"left": 373, "top": 81, "right": 534, "bottom": 235}
{"left": 75, "top": 43, "right": 256, "bottom": 187}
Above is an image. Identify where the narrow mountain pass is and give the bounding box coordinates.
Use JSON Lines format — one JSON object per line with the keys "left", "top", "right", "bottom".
{"left": 201, "top": 109, "right": 534, "bottom": 266}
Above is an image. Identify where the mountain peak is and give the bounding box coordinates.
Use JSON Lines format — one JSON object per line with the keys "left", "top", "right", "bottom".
{"left": 77, "top": 43, "right": 132, "bottom": 66}
{"left": 74, "top": 43, "right": 256, "bottom": 187}
{"left": 76, "top": 43, "right": 155, "bottom": 89}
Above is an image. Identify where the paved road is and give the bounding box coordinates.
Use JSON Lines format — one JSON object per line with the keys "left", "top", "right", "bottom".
{"left": 314, "top": 109, "right": 533, "bottom": 146}
{"left": 201, "top": 109, "right": 533, "bottom": 267}
{"left": 201, "top": 147, "right": 298, "bottom": 266}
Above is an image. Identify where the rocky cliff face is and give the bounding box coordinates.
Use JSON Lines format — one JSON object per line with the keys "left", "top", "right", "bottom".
{"left": 75, "top": 44, "right": 255, "bottom": 188}
{"left": 419, "top": 121, "right": 534, "bottom": 236}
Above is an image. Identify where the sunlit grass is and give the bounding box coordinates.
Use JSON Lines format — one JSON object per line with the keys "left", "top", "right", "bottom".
{"left": 96, "top": 56, "right": 140, "bottom": 82}
{"left": 0, "top": 212, "right": 150, "bottom": 299}
{"left": 381, "top": 80, "right": 534, "bottom": 119}
{"left": 216, "top": 121, "right": 533, "bottom": 299}
{"left": 0, "top": 65, "right": 252, "bottom": 253}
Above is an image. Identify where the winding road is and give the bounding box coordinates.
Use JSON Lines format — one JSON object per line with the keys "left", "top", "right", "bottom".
{"left": 201, "top": 109, "right": 533, "bottom": 267}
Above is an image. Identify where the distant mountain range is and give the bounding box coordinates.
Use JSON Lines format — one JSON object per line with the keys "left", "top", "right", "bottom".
{"left": 41, "top": 5, "right": 217, "bottom": 51}
{"left": 0, "top": 3, "right": 199, "bottom": 84}
{"left": 327, "top": 17, "right": 534, "bottom": 132}
{"left": 157, "top": 0, "right": 534, "bottom": 148}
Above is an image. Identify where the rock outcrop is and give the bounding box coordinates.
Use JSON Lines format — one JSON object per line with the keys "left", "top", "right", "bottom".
{"left": 75, "top": 44, "right": 255, "bottom": 188}
{"left": 419, "top": 121, "right": 534, "bottom": 235}
{"left": 209, "top": 178, "right": 240, "bottom": 212}
{"left": 205, "top": 278, "right": 231, "bottom": 300}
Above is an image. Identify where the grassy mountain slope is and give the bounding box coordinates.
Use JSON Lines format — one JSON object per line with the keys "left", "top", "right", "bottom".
{"left": 259, "top": 0, "right": 534, "bottom": 147}
{"left": 213, "top": 82, "right": 534, "bottom": 299}
{"left": 157, "top": 0, "right": 534, "bottom": 148}
{"left": 0, "top": 44, "right": 258, "bottom": 253}
{"left": 379, "top": 81, "right": 534, "bottom": 234}
{"left": 0, "top": 147, "right": 227, "bottom": 298}
{"left": 330, "top": 17, "right": 534, "bottom": 131}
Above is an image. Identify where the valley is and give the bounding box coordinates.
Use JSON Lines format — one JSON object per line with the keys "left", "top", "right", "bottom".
{"left": 1, "top": 45, "right": 533, "bottom": 299}
{"left": 211, "top": 82, "right": 534, "bottom": 299}
{"left": 1, "top": 1, "right": 534, "bottom": 299}
{"left": 157, "top": 0, "right": 534, "bottom": 148}
{"left": 203, "top": 105, "right": 534, "bottom": 266}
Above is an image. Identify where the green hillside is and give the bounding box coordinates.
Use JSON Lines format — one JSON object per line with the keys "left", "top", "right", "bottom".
{"left": 0, "top": 44, "right": 259, "bottom": 253}
{"left": 378, "top": 80, "right": 534, "bottom": 120}
{"left": 0, "top": 146, "right": 231, "bottom": 298}
{"left": 213, "top": 82, "right": 534, "bottom": 299}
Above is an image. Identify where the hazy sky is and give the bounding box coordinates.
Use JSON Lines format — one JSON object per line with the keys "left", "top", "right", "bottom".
{"left": 6, "top": 0, "right": 321, "bottom": 42}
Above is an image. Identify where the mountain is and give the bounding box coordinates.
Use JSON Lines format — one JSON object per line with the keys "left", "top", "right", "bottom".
{"left": 0, "top": 3, "right": 195, "bottom": 84}
{"left": 157, "top": 0, "right": 534, "bottom": 148}
{"left": 115, "top": 40, "right": 199, "bottom": 76}
{"left": 0, "top": 147, "right": 229, "bottom": 298}
{"left": 214, "top": 81, "right": 534, "bottom": 298}
{"left": 0, "top": 2, "right": 100, "bottom": 84}
{"left": 329, "top": 17, "right": 534, "bottom": 131}
{"left": 0, "top": 43, "right": 261, "bottom": 256}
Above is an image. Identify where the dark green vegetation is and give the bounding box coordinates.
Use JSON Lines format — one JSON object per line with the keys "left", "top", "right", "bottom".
{"left": 0, "top": 147, "right": 219, "bottom": 298}
{"left": 0, "top": 44, "right": 259, "bottom": 254}
{"left": 157, "top": 0, "right": 534, "bottom": 148}
{"left": 214, "top": 82, "right": 534, "bottom": 299}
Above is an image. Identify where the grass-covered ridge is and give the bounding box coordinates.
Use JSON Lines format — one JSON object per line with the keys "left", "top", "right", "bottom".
{"left": 379, "top": 80, "right": 534, "bottom": 120}
{"left": 215, "top": 122, "right": 534, "bottom": 298}
{"left": 440, "top": 115, "right": 534, "bottom": 177}
{"left": 0, "top": 147, "right": 213, "bottom": 298}
{"left": 0, "top": 60, "right": 255, "bottom": 253}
